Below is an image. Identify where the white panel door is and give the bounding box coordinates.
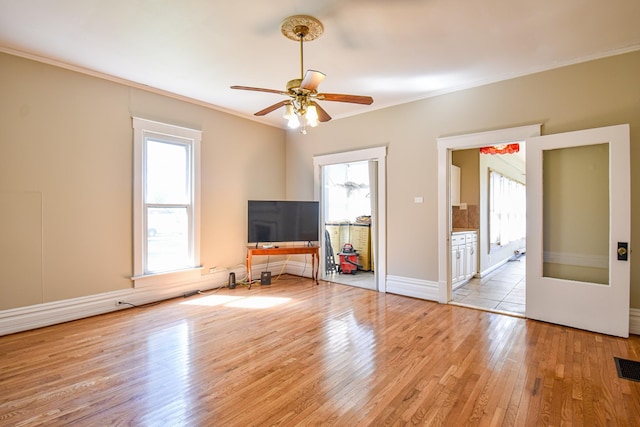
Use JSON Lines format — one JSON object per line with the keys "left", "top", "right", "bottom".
{"left": 526, "top": 124, "right": 630, "bottom": 337}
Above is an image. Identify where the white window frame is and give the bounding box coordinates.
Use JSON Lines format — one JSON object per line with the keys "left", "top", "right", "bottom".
{"left": 132, "top": 117, "right": 202, "bottom": 288}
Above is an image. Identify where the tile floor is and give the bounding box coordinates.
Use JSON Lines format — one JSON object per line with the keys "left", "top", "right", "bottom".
{"left": 452, "top": 254, "right": 526, "bottom": 316}
{"left": 324, "top": 256, "right": 526, "bottom": 316}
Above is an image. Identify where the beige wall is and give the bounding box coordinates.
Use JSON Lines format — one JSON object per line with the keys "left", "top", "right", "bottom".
{"left": 2, "top": 49, "right": 640, "bottom": 315}
{"left": 0, "top": 52, "right": 285, "bottom": 310}
{"left": 286, "top": 50, "right": 640, "bottom": 309}
{"left": 452, "top": 149, "right": 480, "bottom": 206}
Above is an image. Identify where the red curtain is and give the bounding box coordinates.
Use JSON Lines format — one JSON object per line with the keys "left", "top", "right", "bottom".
{"left": 479, "top": 143, "right": 520, "bottom": 155}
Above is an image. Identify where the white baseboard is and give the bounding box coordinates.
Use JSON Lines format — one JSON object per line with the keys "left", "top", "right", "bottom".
{"left": 630, "top": 308, "right": 640, "bottom": 335}
{"left": 248, "top": 260, "right": 316, "bottom": 282}
{"left": 3, "top": 266, "right": 639, "bottom": 337}
{"left": 284, "top": 260, "right": 317, "bottom": 279}
{"left": 0, "top": 266, "right": 245, "bottom": 336}
{"left": 0, "top": 258, "right": 324, "bottom": 336}
{"left": 478, "top": 259, "right": 509, "bottom": 278}
{"left": 381, "top": 276, "right": 640, "bottom": 337}
{"left": 386, "top": 275, "right": 439, "bottom": 302}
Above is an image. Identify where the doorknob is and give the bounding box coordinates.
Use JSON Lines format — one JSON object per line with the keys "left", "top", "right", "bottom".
{"left": 617, "top": 242, "right": 628, "bottom": 261}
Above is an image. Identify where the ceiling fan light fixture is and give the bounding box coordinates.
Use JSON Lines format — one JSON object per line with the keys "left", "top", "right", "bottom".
{"left": 285, "top": 106, "right": 300, "bottom": 129}
{"left": 283, "top": 103, "right": 295, "bottom": 119}
{"left": 287, "top": 116, "right": 300, "bottom": 129}
{"left": 231, "top": 14, "right": 373, "bottom": 134}
{"left": 306, "top": 104, "right": 319, "bottom": 127}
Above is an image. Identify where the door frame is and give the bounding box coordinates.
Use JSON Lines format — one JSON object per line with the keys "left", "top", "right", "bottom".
{"left": 314, "top": 146, "right": 387, "bottom": 292}
{"left": 436, "top": 124, "right": 541, "bottom": 303}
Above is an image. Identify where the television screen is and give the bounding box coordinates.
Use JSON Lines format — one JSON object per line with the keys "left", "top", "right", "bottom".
{"left": 248, "top": 200, "right": 319, "bottom": 244}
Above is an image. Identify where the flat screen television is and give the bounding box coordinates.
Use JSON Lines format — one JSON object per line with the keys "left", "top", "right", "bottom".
{"left": 248, "top": 200, "right": 319, "bottom": 244}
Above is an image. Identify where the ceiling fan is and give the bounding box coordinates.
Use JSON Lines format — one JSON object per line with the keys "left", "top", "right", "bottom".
{"left": 231, "top": 15, "right": 374, "bottom": 133}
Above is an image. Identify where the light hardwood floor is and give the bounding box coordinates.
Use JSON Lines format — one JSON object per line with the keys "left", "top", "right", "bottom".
{"left": 1, "top": 277, "right": 639, "bottom": 426}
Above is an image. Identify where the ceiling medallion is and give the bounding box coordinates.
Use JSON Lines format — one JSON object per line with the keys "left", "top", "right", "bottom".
{"left": 280, "top": 15, "right": 324, "bottom": 42}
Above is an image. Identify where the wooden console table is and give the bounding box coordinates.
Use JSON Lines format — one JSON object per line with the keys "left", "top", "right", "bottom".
{"left": 246, "top": 245, "right": 319, "bottom": 286}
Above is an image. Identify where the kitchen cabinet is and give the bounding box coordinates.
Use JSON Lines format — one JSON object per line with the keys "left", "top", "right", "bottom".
{"left": 451, "top": 233, "right": 466, "bottom": 284}
{"left": 451, "top": 165, "right": 461, "bottom": 206}
{"left": 451, "top": 230, "right": 477, "bottom": 288}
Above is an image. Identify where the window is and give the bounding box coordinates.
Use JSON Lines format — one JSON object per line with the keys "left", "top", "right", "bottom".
{"left": 489, "top": 169, "right": 525, "bottom": 248}
{"left": 132, "top": 118, "right": 201, "bottom": 286}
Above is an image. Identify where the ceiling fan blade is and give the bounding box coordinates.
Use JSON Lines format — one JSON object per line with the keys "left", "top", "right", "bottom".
{"left": 300, "top": 70, "right": 326, "bottom": 91}
{"left": 317, "top": 93, "right": 374, "bottom": 105}
{"left": 313, "top": 102, "right": 332, "bottom": 122}
{"left": 254, "top": 100, "right": 289, "bottom": 116}
{"left": 231, "top": 85, "right": 288, "bottom": 96}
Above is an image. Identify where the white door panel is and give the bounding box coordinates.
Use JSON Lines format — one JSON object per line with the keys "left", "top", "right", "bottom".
{"left": 526, "top": 124, "right": 630, "bottom": 337}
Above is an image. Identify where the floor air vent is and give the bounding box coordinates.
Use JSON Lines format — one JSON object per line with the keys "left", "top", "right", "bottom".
{"left": 614, "top": 357, "right": 640, "bottom": 382}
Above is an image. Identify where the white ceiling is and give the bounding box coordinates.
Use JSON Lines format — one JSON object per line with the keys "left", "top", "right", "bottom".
{"left": 1, "top": 1, "right": 639, "bottom": 129}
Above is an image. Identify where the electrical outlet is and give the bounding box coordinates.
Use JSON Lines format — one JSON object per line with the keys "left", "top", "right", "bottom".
{"left": 115, "top": 300, "right": 125, "bottom": 307}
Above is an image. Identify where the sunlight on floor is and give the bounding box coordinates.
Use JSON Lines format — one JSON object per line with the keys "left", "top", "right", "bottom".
{"left": 181, "top": 294, "right": 291, "bottom": 309}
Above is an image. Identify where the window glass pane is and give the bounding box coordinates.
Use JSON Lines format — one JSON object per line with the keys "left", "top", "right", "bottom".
{"left": 542, "top": 143, "right": 609, "bottom": 284}
{"left": 323, "top": 161, "right": 370, "bottom": 222}
{"left": 489, "top": 170, "right": 525, "bottom": 248}
{"left": 145, "top": 139, "right": 190, "bottom": 204}
{"left": 146, "top": 207, "right": 190, "bottom": 273}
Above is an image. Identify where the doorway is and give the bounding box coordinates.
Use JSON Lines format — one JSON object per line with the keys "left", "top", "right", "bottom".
{"left": 438, "top": 124, "right": 630, "bottom": 337}
{"left": 322, "top": 161, "right": 375, "bottom": 289}
{"left": 450, "top": 146, "right": 527, "bottom": 316}
{"left": 436, "top": 124, "right": 541, "bottom": 305}
{"left": 313, "top": 146, "right": 387, "bottom": 292}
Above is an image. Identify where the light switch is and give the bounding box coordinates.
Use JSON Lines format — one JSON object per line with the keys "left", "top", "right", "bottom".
{"left": 414, "top": 196, "right": 424, "bottom": 204}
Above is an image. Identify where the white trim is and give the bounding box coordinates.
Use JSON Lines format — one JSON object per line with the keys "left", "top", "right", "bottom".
{"left": 386, "top": 275, "right": 439, "bottom": 302}
{"left": 313, "top": 146, "right": 387, "bottom": 293}
{"left": 132, "top": 117, "right": 202, "bottom": 286}
{"left": 6, "top": 45, "right": 640, "bottom": 131}
{"left": 437, "top": 124, "right": 542, "bottom": 304}
{"left": 477, "top": 258, "right": 510, "bottom": 278}
{"left": 0, "top": 266, "right": 245, "bottom": 336}
{"left": 525, "top": 125, "right": 631, "bottom": 337}
{"left": 2, "top": 270, "right": 638, "bottom": 336}
{"left": 132, "top": 117, "right": 202, "bottom": 138}
{"left": 131, "top": 266, "right": 204, "bottom": 288}
{"left": 284, "top": 260, "right": 320, "bottom": 280}
{"left": 630, "top": 308, "right": 640, "bottom": 335}
{"left": 246, "top": 260, "right": 317, "bottom": 283}
{"left": 313, "top": 146, "right": 387, "bottom": 167}
{"left": 0, "top": 46, "right": 286, "bottom": 128}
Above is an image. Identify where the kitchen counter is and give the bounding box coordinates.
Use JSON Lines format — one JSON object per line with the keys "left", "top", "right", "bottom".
{"left": 452, "top": 228, "right": 478, "bottom": 233}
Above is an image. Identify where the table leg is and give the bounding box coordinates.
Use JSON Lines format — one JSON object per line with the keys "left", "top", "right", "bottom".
{"left": 247, "top": 253, "right": 252, "bottom": 287}
{"left": 314, "top": 251, "right": 319, "bottom": 284}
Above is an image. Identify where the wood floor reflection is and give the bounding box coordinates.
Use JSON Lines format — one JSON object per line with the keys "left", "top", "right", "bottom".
{"left": 1, "top": 276, "right": 639, "bottom": 426}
